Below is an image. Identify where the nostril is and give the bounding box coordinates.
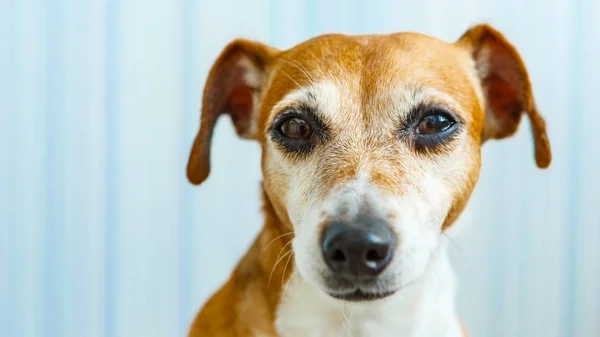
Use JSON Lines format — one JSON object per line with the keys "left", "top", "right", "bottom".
{"left": 365, "top": 248, "right": 384, "bottom": 262}
{"left": 330, "top": 249, "right": 346, "bottom": 262}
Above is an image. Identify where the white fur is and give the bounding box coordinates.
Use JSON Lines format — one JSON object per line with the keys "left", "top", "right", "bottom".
{"left": 276, "top": 244, "right": 463, "bottom": 337}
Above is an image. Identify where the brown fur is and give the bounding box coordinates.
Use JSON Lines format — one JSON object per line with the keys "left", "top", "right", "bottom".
{"left": 186, "top": 24, "right": 551, "bottom": 337}
{"left": 188, "top": 191, "right": 293, "bottom": 337}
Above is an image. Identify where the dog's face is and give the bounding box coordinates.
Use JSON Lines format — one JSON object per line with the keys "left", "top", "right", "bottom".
{"left": 187, "top": 25, "right": 551, "bottom": 301}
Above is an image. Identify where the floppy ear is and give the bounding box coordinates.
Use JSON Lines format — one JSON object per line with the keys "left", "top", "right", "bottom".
{"left": 187, "top": 39, "right": 279, "bottom": 185}
{"left": 456, "top": 24, "right": 552, "bottom": 168}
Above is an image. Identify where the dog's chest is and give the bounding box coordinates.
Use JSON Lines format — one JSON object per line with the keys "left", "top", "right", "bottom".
{"left": 276, "top": 305, "right": 410, "bottom": 337}
{"left": 275, "top": 305, "right": 461, "bottom": 337}
{"left": 274, "top": 272, "right": 463, "bottom": 337}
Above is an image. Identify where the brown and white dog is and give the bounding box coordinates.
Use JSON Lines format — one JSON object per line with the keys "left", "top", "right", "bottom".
{"left": 186, "top": 24, "right": 552, "bottom": 337}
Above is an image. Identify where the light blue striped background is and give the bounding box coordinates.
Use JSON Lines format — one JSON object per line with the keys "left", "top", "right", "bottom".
{"left": 1, "top": 0, "right": 599, "bottom": 336}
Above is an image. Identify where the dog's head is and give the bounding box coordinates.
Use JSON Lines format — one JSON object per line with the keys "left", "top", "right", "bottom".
{"left": 187, "top": 24, "right": 551, "bottom": 301}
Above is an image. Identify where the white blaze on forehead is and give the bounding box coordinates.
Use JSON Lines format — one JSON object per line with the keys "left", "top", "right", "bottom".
{"left": 320, "top": 174, "right": 390, "bottom": 221}
{"left": 321, "top": 178, "right": 368, "bottom": 219}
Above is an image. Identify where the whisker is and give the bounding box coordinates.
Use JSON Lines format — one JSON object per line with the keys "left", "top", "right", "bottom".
{"left": 442, "top": 231, "right": 462, "bottom": 254}
{"left": 338, "top": 311, "right": 348, "bottom": 333}
{"left": 282, "top": 271, "right": 298, "bottom": 294}
{"left": 268, "top": 243, "right": 294, "bottom": 288}
{"left": 340, "top": 306, "right": 355, "bottom": 333}
{"left": 442, "top": 231, "right": 470, "bottom": 267}
{"left": 271, "top": 239, "right": 293, "bottom": 266}
{"left": 261, "top": 231, "right": 294, "bottom": 255}
{"left": 348, "top": 305, "right": 355, "bottom": 323}
{"left": 281, "top": 251, "right": 295, "bottom": 288}
{"left": 268, "top": 250, "right": 293, "bottom": 288}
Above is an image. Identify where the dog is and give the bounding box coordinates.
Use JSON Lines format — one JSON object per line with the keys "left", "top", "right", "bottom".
{"left": 185, "top": 23, "right": 552, "bottom": 337}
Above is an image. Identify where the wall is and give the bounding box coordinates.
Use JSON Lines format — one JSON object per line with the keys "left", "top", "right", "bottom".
{"left": 1, "top": 0, "right": 599, "bottom": 336}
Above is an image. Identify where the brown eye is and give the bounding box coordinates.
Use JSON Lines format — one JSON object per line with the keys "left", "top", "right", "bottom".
{"left": 416, "top": 114, "right": 454, "bottom": 134}
{"left": 280, "top": 117, "right": 313, "bottom": 139}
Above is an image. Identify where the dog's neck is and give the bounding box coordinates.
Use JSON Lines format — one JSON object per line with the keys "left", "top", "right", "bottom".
{"left": 275, "top": 245, "right": 463, "bottom": 337}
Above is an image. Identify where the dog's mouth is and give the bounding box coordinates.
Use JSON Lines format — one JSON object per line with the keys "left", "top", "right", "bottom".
{"left": 321, "top": 274, "right": 398, "bottom": 301}
{"left": 326, "top": 288, "right": 397, "bottom": 302}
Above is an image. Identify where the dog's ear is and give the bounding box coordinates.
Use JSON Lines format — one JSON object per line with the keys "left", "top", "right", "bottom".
{"left": 187, "top": 39, "right": 279, "bottom": 185}
{"left": 456, "top": 24, "right": 552, "bottom": 168}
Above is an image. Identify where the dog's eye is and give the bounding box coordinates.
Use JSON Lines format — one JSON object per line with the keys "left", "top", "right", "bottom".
{"left": 416, "top": 114, "right": 455, "bottom": 134}
{"left": 404, "top": 107, "right": 462, "bottom": 150}
{"left": 279, "top": 117, "right": 313, "bottom": 140}
{"left": 271, "top": 108, "right": 327, "bottom": 154}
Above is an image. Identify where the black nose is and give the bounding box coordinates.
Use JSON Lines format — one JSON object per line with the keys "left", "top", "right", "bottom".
{"left": 321, "top": 218, "right": 397, "bottom": 279}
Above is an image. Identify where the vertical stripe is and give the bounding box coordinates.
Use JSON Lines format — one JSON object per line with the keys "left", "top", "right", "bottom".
{"left": 104, "top": 0, "right": 121, "bottom": 336}
{"left": 179, "top": 0, "right": 197, "bottom": 334}
{"left": 44, "top": 1, "right": 67, "bottom": 336}
{"left": 0, "top": 0, "right": 11, "bottom": 333}
{"left": 8, "top": 0, "right": 48, "bottom": 336}
{"left": 563, "top": 0, "right": 583, "bottom": 336}
{"left": 306, "top": 0, "right": 319, "bottom": 37}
